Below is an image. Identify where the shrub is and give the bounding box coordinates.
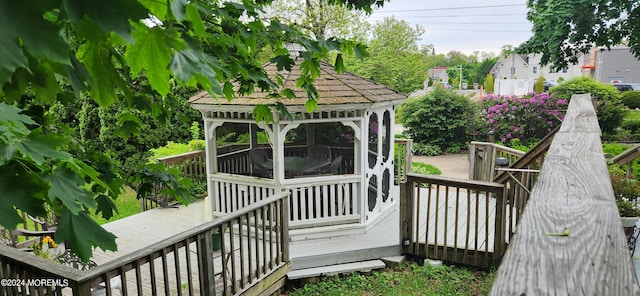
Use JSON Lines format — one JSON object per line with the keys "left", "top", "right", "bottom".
{"left": 621, "top": 91, "right": 640, "bottom": 109}
{"left": 412, "top": 143, "right": 442, "bottom": 156}
{"left": 479, "top": 92, "right": 567, "bottom": 146}
{"left": 400, "top": 87, "right": 479, "bottom": 155}
{"left": 484, "top": 73, "right": 494, "bottom": 94}
{"left": 622, "top": 120, "right": 640, "bottom": 133}
{"left": 550, "top": 77, "right": 626, "bottom": 135}
{"left": 533, "top": 76, "right": 545, "bottom": 93}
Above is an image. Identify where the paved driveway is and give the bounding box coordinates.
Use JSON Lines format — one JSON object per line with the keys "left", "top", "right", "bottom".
{"left": 412, "top": 153, "right": 469, "bottom": 179}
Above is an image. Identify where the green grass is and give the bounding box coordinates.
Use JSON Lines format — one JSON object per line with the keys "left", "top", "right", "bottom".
{"left": 287, "top": 263, "right": 495, "bottom": 296}
{"left": 412, "top": 162, "right": 442, "bottom": 175}
{"left": 90, "top": 188, "right": 142, "bottom": 225}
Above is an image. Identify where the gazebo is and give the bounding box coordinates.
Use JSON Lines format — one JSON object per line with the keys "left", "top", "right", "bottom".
{"left": 189, "top": 56, "right": 407, "bottom": 270}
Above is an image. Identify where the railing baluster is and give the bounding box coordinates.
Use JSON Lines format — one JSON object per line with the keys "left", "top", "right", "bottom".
{"left": 473, "top": 190, "right": 480, "bottom": 266}
{"left": 228, "top": 221, "right": 237, "bottom": 294}
{"left": 454, "top": 187, "right": 460, "bottom": 261}
{"left": 262, "top": 206, "right": 268, "bottom": 275}
{"left": 135, "top": 260, "right": 143, "bottom": 295}
{"left": 464, "top": 187, "right": 471, "bottom": 264}
{"left": 434, "top": 184, "right": 440, "bottom": 259}
{"left": 443, "top": 185, "right": 449, "bottom": 261}
{"left": 173, "top": 244, "right": 181, "bottom": 296}
{"left": 484, "top": 189, "right": 490, "bottom": 267}
{"left": 268, "top": 203, "right": 275, "bottom": 269}
{"left": 423, "top": 181, "right": 430, "bottom": 257}
{"left": 238, "top": 215, "right": 246, "bottom": 289}
{"left": 246, "top": 212, "right": 254, "bottom": 284}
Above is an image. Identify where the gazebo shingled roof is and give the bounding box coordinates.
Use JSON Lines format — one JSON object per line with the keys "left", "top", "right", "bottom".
{"left": 188, "top": 59, "right": 406, "bottom": 106}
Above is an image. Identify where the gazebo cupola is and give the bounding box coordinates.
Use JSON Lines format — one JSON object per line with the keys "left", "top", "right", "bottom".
{"left": 189, "top": 57, "right": 406, "bottom": 230}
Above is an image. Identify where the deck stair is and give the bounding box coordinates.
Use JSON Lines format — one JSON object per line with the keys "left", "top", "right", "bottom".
{"left": 287, "top": 259, "right": 386, "bottom": 280}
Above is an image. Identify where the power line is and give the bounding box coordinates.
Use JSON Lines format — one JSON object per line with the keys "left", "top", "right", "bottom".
{"left": 373, "top": 3, "right": 526, "bottom": 13}
{"left": 413, "top": 22, "right": 530, "bottom": 25}
{"left": 423, "top": 27, "right": 530, "bottom": 33}
{"left": 369, "top": 13, "right": 527, "bottom": 19}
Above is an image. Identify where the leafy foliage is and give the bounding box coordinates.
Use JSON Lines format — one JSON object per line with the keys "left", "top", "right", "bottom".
{"left": 0, "top": 0, "right": 384, "bottom": 260}
{"left": 533, "top": 76, "right": 545, "bottom": 93}
{"left": 264, "top": 0, "right": 371, "bottom": 41}
{"left": 345, "top": 17, "right": 427, "bottom": 93}
{"left": 621, "top": 91, "right": 640, "bottom": 109}
{"left": 609, "top": 166, "right": 640, "bottom": 217}
{"left": 550, "top": 77, "right": 627, "bottom": 136}
{"left": 484, "top": 73, "right": 495, "bottom": 94}
{"left": 289, "top": 263, "right": 495, "bottom": 296}
{"left": 479, "top": 92, "right": 567, "bottom": 146}
{"left": 520, "top": 0, "right": 640, "bottom": 70}
{"left": 400, "top": 87, "right": 479, "bottom": 154}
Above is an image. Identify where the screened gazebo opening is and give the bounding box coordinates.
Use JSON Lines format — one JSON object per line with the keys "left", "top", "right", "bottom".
{"left": 281, "top": 122, "right": 355, "bottom": 179}
{"left": 215, "top": 122, "right": 270, "bottom": 176}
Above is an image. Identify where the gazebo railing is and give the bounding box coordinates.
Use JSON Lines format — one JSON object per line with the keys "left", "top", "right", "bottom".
{"left": 283, "top": 175, "right": 361, "bottom": 229}
{"left": 211, "top": 173, "right": 363, "bottom": 228}
{"left": 211, "top": 174, "right": 277, "bottom": 215}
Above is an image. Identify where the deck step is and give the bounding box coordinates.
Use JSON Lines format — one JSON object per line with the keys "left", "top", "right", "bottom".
{"left": 287, "top": 259, "right": 386, "bottom": 280}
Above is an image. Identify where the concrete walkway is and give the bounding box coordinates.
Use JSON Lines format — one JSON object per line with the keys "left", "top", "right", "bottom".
{"left": 412, "top": 153, "right": 470, "bottom": 179}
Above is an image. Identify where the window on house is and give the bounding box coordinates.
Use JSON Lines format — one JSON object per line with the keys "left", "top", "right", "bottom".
{"left": 533, "top": 66, "right": 538, "bottom": 74}
{"left": 562, "top": 68, "right": 568, "bottom": 73}
{"left": 510, "top": 67, "right": 515, "bottom": 75}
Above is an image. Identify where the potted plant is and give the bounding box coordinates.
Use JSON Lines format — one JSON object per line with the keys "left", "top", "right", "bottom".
{"left": 617, "top": 199, "right": 640, "bottom": 227}
{"left": 610, "top": 167, "right": 640, "bottom": 232}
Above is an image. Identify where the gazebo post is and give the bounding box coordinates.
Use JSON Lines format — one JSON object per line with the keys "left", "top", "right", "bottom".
{"left": 360, "top": 115, "right": 369, "bottom": 223}
{"left": 249, "top": 123, "right": 259, "bottom": 150}
{"left": 306, "top": 124, "right": 315, "bottom": 150}
{"left": 203, "top": 119, "right": 223, "bottom": 220}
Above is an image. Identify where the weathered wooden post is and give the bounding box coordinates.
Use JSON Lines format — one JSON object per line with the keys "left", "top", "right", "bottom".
{"left": 490, "top": 94, "right": 640, "bottom": 295}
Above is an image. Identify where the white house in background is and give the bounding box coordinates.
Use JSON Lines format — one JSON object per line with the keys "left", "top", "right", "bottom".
{"left": 491, "top": 53, "right": 586, "bottom": 85}
{"left": 426, "top": 67, "right": 450, "bottom": 86}
{"left": 490, "top": 46, "right": 640, "bottom": 95}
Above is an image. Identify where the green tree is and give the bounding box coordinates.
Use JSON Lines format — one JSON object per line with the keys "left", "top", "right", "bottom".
{"left": 476, "top": 57, "right": 498, "bottom": 85}
{"left": 550, "top": 77, "right": 627, "bottom": 135}
{"left": 534, "top": 76, "right": 546, "bottom": 93}
{"left": 265, "top": 0, "right": 370, "bottom": 41}
{"left": 346, "top": 17, "right": 426, "bottom": 93}
{"left": 0, "top": 0, "right": 384, "bottom": 261}
{"left": 520, "top": 0, "right": 640, "bottom": 70}
{"left": 484, "top": 74, "right": 495, "bottom": 94}
{"left": 400, "top": 86, "right": 479, "bottom": 154}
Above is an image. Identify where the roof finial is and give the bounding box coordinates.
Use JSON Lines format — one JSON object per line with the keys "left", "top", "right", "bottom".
{"left": 285, "top": 42, "right": 305, "bottom": 58}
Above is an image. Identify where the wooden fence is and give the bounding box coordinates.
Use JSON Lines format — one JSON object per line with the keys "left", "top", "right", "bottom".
{"left": 394, "top": 139, "right": 412, "bottom": 184}
{"left": 468, "top": 141, "right": 525, "bottom": 182}
{"left": 491, "top": 94, "right": 640, "bottom": 294}
{"left": 0, "top": 192, "right": 290, "bottom": 296}
{"left": 400, "top": 174, "right": 508, "bottom": 268}
{"left": 157, "top": 150, "right": 207, "bottom": 180}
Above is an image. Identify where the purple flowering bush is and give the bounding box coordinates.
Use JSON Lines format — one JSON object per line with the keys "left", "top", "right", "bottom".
{"left": 480, "top": 92, "right": 567, "bottom": 145}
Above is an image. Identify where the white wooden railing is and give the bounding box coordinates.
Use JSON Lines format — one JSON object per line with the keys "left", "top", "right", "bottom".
{"left": 283, "top": 175, "right": 361, "bottom": 229}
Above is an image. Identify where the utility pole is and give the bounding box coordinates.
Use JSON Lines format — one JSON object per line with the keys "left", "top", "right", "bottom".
{"left": 431, "top": 48, "right": 435, "bottom": 86}
{"left": 459, "top": 64, "right": 463, "bottom": 90}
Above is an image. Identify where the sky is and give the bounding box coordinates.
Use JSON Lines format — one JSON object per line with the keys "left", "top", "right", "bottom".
{"left": 367, "top": 0, "right": 533, "bottom": 56}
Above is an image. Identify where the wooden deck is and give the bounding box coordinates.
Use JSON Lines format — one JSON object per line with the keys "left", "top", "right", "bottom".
{"left": 415, "top": 186, "right": 499, "bottom": 253}
{"left": 92, "top": 201, "right": 282, "bottom": 295}
{"left": 91, "top": 181, "right": 504, "bottom": 290}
